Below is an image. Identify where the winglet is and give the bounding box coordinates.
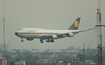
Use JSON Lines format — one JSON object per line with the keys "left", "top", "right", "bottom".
{"left": 68, "top": 17, "right": 81, "bottom": 30}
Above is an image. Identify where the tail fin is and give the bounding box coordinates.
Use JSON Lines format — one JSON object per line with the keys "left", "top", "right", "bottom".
{"left": 68, "top": 17, "right": 81, "bottom": 30}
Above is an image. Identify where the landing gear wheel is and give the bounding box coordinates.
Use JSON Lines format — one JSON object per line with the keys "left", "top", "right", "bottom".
{"left": 51, "top": 39, "right": 54, "bottom": 43}
{"left": 21, "top": 38, "right": 24, "bottom": 42}
{"left": 21, "top": 39, "right": 24, "bottom": 42}
{"left": 50, "top": 36, "right": 54, "bottom": 43}
{"left": 40, "top": 40, "right": 43, "bottom": 43}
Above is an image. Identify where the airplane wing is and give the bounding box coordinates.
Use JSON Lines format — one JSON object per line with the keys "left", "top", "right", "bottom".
{"left": 39, "top": 34, "right": 58, "bottom": 43}
{"left": 39, "top": 28, "right": 95, "bottom": 40}
{"left": 78, "top": 28, "right": 96, "bottom": 33}
{"left": 39, "top": 33, "right": 73, "bottom": 40}
{"left": 39, "top": 34, "right": 58, "bottom": 39}
{"left": 56, "top": 33, "right": 74, "bottom": 38}
{"left": 56, "top": 28, "right": 96, "bottom": 38}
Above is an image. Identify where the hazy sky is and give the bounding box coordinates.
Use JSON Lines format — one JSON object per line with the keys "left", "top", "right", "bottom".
{"left": 0, "top": 0, "right": 105, "bottom": 50}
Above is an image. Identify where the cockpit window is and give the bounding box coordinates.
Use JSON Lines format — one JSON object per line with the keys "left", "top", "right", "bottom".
{"left": 19, "top": 28, "right": 25, "bottom": 30}
{"left": 19, "top": 29, "right": 21, "bottom": 30}
{"left": 19, "top": 28, "right": 24, "bottom": 30}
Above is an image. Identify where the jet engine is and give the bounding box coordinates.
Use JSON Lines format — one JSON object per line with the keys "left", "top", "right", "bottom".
{"left": 51, "top": 35, "right": 58, "bottom": 39}
{"left": 26, "top": 38, "right": 34, "bottom": 41}
{"left": 67, "top": 33, "right": 74, "bottom": 37}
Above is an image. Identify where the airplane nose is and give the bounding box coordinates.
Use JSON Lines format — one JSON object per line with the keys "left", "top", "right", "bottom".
{"left": 15, "top": 32, "right": 18, "bottom": 35}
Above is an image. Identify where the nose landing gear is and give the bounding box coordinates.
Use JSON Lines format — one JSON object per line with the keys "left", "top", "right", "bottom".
{"left": 21, "top": 38, "right": 24, "bottom": 42}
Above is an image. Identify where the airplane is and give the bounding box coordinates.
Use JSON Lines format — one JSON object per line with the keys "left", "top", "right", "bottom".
{"left": 15, "top": 17, "right": 95, "bottom": 43}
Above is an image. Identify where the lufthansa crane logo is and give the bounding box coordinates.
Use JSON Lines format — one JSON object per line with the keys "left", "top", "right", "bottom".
{"left": 74, "top": 21, "right": 79, "bottom": 27}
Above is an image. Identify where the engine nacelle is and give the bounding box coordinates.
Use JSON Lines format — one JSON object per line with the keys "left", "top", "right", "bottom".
{"left": 51, "top": 35, "right": 58, "bottom": 39}
{"left": 67, "top": 33, "right": 74, "bottom": 37}
{"left": 26, "top": 38, "right": 34, "bottom": 41}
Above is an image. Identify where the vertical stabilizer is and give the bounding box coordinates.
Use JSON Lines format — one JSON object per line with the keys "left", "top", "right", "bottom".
{"left": 68, "top": 17, "right": 81, "bottom": 30}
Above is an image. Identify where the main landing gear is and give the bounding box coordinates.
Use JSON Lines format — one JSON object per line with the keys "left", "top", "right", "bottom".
{"left": 40, "top": 39, "right": 54, "bottom": 43}
{"left": 40, "top": 40, "right": 43, "bottom": 43}
{"left": 46, "top": 39, "right": 54, "bottom": 42}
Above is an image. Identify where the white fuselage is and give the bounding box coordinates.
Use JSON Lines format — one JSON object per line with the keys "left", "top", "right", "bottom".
{"left": 15, "top": 28, "right": 79, "bottom": 38}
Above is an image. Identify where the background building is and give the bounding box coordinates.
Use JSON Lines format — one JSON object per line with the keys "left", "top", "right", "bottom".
{"left": 0, "top": 57, "right": 7, "bottom": 65}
